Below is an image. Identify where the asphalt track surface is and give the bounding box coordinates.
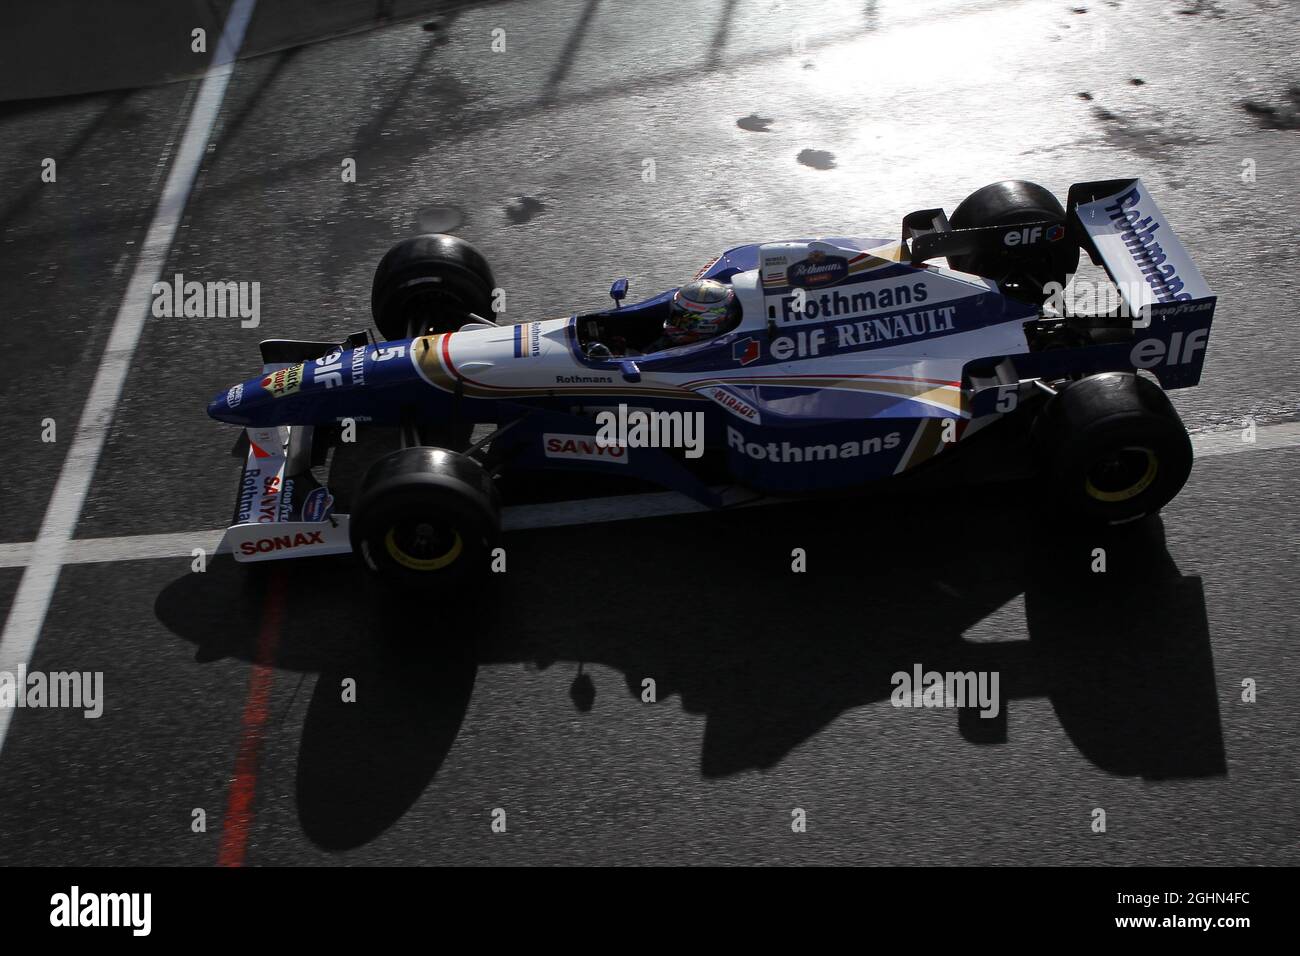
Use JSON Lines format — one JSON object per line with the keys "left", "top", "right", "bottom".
{"left": 0, "top": 0, "right": 1297, "bottom": 865}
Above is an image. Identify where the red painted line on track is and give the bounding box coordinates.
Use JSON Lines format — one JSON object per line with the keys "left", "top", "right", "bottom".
{"left": 217, "top": 569, "right": 286, "bottom": 867}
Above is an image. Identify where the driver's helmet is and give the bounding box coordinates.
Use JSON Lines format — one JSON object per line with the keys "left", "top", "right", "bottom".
{"left": 664, "top": 279, "right": 740, "bottom": 345}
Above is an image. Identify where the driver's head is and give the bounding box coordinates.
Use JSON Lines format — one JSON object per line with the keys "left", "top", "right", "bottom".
{"left": 664, "top": 279, "right": 740, "bottom": 345}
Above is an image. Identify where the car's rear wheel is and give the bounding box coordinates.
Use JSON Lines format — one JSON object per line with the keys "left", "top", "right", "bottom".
{"left": 947, "top": 180, "right": 1079, "bottom": 304}
{"left": 1033, "top": 372, "right": 1193, "bottom": 525}
{"left": 350, "top": 447, "right": 500, "bottom": 588}
{"left": 371, "top": 234, "right": 496, "bottom": 341}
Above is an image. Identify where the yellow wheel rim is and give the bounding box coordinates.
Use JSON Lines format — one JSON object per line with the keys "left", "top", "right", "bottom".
{"left": 1085, "top": 448, "right": 1158, "bottom": 503}
{"left": 384, "top": 526, "right": 463, "bottom": 571}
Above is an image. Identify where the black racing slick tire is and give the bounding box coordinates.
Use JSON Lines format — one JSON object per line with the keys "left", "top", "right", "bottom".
{"left": 947, "top": 180, "right": 1079, "bottom": 304}
{"left": 350, "top": 447, "right": 501, "bottom": 588}
{"left": 1032, "top": 372, "right": 1193, "bottom": 525}
{"left": 371, "top": 234, "right": 497, "bottom": 341}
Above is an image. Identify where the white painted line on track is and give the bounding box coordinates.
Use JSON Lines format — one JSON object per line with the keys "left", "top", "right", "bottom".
{"left": 0, "top": 420, "right": 1294, "bottom": 573}
{"left": 0, "top": 530, "right": 228, "bottom": 570}
{"left": 1188, "top": 421, "right": 1300, "bottom": 458}
{"left": 0, "top": 0, "right": 258, "bottom": 757}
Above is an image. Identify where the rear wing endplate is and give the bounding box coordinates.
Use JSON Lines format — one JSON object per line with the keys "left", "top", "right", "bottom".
{"left": 1067, "top": 178, "right": 1215, "bottom": 317}
{"left": 1068, "top": 178, "right": 1217, "bottom": 388}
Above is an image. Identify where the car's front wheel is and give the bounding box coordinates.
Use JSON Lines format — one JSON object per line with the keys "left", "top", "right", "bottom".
{"left": 371, "top": 233, "right": 497, "bottom": 341}
{"left": 350, "top": 447, "right": 500, "bottom": 588}
{"left": 1033, "top": 372, "right": 1193, "bottom": 525}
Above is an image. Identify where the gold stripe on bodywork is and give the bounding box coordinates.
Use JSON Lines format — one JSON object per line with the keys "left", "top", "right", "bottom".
{"left": 413, "top": 334, "right": 457, "bottom": 392}
{"left": 903, "top": 417, "right": 950, "bottom": 470}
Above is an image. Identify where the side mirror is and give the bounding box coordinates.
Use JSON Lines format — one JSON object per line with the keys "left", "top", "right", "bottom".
{"left": 609, "top": 277, "right": 629, "bottom": 307}
{"left": 619, "top": 360, "right": 641, "bottom": 383}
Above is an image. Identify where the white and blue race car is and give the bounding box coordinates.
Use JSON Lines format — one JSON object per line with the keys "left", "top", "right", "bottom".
{"left": 208, "top": 178, "right": 1216, "bottom": 586}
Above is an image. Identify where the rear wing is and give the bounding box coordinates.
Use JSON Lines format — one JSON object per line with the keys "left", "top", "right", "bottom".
{"left": 903, "top": 178, "right": 1215, "bottom": 315}
{"left": 1066, "top": 178, "right": 1215, "bottom": 317}
{"left": 1067, "top": 178, "right": 1217, "bottom": 388}
{"left": 904, "top": 178, "right": 1217, "bottom": 390}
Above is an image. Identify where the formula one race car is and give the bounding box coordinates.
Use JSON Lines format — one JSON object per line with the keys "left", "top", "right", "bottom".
{"left": 208, "top": 178, "right": 1216, "bottom": 585}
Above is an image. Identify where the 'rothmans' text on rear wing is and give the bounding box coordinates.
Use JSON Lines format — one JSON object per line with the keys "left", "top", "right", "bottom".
{"left": 1068, "top": 178, "right": 1216, "bottom": 387}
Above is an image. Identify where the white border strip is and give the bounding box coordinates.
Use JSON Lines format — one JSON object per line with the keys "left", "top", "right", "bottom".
{"left": 0, "top": 0, "right": 257, "bottom": 755}
{"left": 1188, "top": 421, "right": 1300, "bottom": 458}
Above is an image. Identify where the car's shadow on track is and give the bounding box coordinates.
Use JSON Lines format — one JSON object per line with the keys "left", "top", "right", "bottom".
{"left": 156, "top": 484, "right": 1225, "bottom": 852}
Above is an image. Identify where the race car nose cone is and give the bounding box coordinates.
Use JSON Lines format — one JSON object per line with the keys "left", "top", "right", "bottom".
{"left": 208, "top": 381, "right": 249, "bottom": 424}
